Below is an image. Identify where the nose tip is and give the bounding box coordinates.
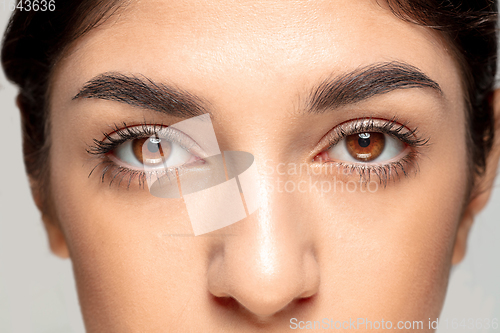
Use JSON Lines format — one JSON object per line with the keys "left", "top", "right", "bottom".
{"left": 207, "top": 241, "right": 320, "bottom": 318}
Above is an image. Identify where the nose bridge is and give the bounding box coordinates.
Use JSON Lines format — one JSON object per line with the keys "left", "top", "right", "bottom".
{"left": 236, "top": 195, "right": 303, "bottom": 281}
{"left": 207, "top": 180, "right": 320, "bottom": 317}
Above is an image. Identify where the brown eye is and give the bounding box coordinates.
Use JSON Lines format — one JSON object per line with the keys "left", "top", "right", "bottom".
{"left": 345, "top": 132, "right": 385, "bottom": 162}
{"left": 132, "top": 137, "right": 172, "bottom": 166}
{"left": 110, "top": 126, "right": 198, "bottom": 170}
{"left": 318, "top": 130, "right": 406, "bottom": 164}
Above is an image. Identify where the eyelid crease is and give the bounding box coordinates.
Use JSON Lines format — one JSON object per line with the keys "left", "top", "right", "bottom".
{"left": 324, "top": 117, "right": 430, "bottom": 150}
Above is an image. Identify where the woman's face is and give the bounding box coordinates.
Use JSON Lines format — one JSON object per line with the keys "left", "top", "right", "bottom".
{"left": 46, "top": 0, "right": 472, "bottom": 331}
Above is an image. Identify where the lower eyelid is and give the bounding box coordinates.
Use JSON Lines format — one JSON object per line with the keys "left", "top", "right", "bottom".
{"left": 92, "top": 155, "right": 200, "bottom": 190}
{"left": 313, "top": 152, "right": 420, "bottom": 186}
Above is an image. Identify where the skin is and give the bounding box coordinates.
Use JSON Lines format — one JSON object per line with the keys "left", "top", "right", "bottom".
{"left": 28, "top": 0, "right": 500, "bottom": 332}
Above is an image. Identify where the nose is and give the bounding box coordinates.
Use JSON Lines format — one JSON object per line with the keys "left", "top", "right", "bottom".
{"left": 207, "top": 193, "right": 320, "bottom": 318}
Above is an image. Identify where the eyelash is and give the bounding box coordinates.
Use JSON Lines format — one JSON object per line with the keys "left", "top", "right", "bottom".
{"left": 87, "top": 117, "right": 429, "bottom": 189}
{"left": 87, "top": 122, "right": 184, "bottom": 189}
{"left": 316, "top": 117, "right": 430, "bottom": 186}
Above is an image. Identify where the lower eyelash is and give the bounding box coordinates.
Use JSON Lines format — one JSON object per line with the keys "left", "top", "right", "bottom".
{"left": 88, "top": 157, "right": 181, "bottom": 189}
{"left": 88, "top": 158, "right": 142, "bottom": 188}
{"left": 328, "top": 151, "right": 421, "bottom": 187}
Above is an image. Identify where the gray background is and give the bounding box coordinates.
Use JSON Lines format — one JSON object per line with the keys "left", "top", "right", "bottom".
{"left": 0, "top": 6, "right": 499, "bottom": 333}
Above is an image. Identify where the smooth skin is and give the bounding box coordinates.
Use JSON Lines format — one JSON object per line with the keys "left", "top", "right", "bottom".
{"left": 29, "top": 0, "right": 500, "bottom": 332}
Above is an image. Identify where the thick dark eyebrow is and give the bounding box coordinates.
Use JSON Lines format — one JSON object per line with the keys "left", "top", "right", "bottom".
{"left": 307, "top": 61, "right": 443, "bottom": 113}
{"left": 73, "top": 73, "right": 208, "bottom": 118}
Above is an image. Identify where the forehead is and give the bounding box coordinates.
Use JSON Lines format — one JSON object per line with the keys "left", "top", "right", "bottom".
{"left": 52, "top": 0, "right": 462, "bottom": 112}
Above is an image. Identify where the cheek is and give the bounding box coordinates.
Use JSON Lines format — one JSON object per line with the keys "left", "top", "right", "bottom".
{"left": 311, "top": 123, "right": 469, "bottom": 319}
{"left": 309, "top": 185, "right": 464, "bottom": 321}
{"left": 48, "top": 136, "right": 211, "bottom": 329}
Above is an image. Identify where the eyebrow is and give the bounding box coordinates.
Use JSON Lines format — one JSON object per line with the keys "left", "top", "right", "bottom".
{"left": 73, "top": 73, "right": 208, "bottom": 118}
{"left": 307, "top": 61, "right": 443, "bottom": 113}
{"left": 74, "top": 62, "right": 442, "bottom": 117}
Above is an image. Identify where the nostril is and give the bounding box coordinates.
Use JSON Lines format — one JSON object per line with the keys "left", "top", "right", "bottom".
{"left": 211, "top": 273, "right": 318, "bottom": 318}
{"left": 296, "top": 293, "right": 316, "bottom": 305}
{"left": 210, "top": 292, "right": 317, "bottom": 322}
{"left": 211, "top": 294, "right": 241, "bottom": 312}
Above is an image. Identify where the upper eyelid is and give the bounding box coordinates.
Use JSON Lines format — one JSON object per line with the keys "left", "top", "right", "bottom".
{"left": 325, "top": 118, "right": 426, "bottom": 148}
{"left": 88, "top": 123, "right": 205, "bottom": 157}
{"left": 105, "top": 123, "right": 169, "bottom": 142}
{"left": 116, "top": 125, "right": 192, "bottom": 147}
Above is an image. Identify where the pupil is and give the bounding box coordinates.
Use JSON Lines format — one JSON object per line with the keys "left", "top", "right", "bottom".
{"left": 358, "top": 133, "right": 371, "bottom": 148}
{"left": 147, "top": 137, "right": 161, "bottom": 153}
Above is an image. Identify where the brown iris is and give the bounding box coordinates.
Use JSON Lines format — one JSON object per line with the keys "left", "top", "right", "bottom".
{"left": 132, "top": 136, "right": 171, "bottom": 166}
{"left": 346, "top": 132, "right": 385, "bottom": 162}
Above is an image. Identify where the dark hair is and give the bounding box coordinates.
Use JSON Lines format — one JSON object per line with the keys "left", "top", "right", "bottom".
{"left": 1, "top": 1, "right": 124, "bottom": 203}
{"left": 1, "top": 0, "right": 498, "bottom": 206}
{"left": 386, "top": 0, "right": 498, "bottom": 187}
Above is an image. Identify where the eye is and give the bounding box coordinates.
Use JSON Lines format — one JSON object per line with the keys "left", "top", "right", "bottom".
{"left": 110, "top": 131, "right": 199, "bottom": 170}
{"left": 317, "top": 132, "right": 408, "bottom": 164}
